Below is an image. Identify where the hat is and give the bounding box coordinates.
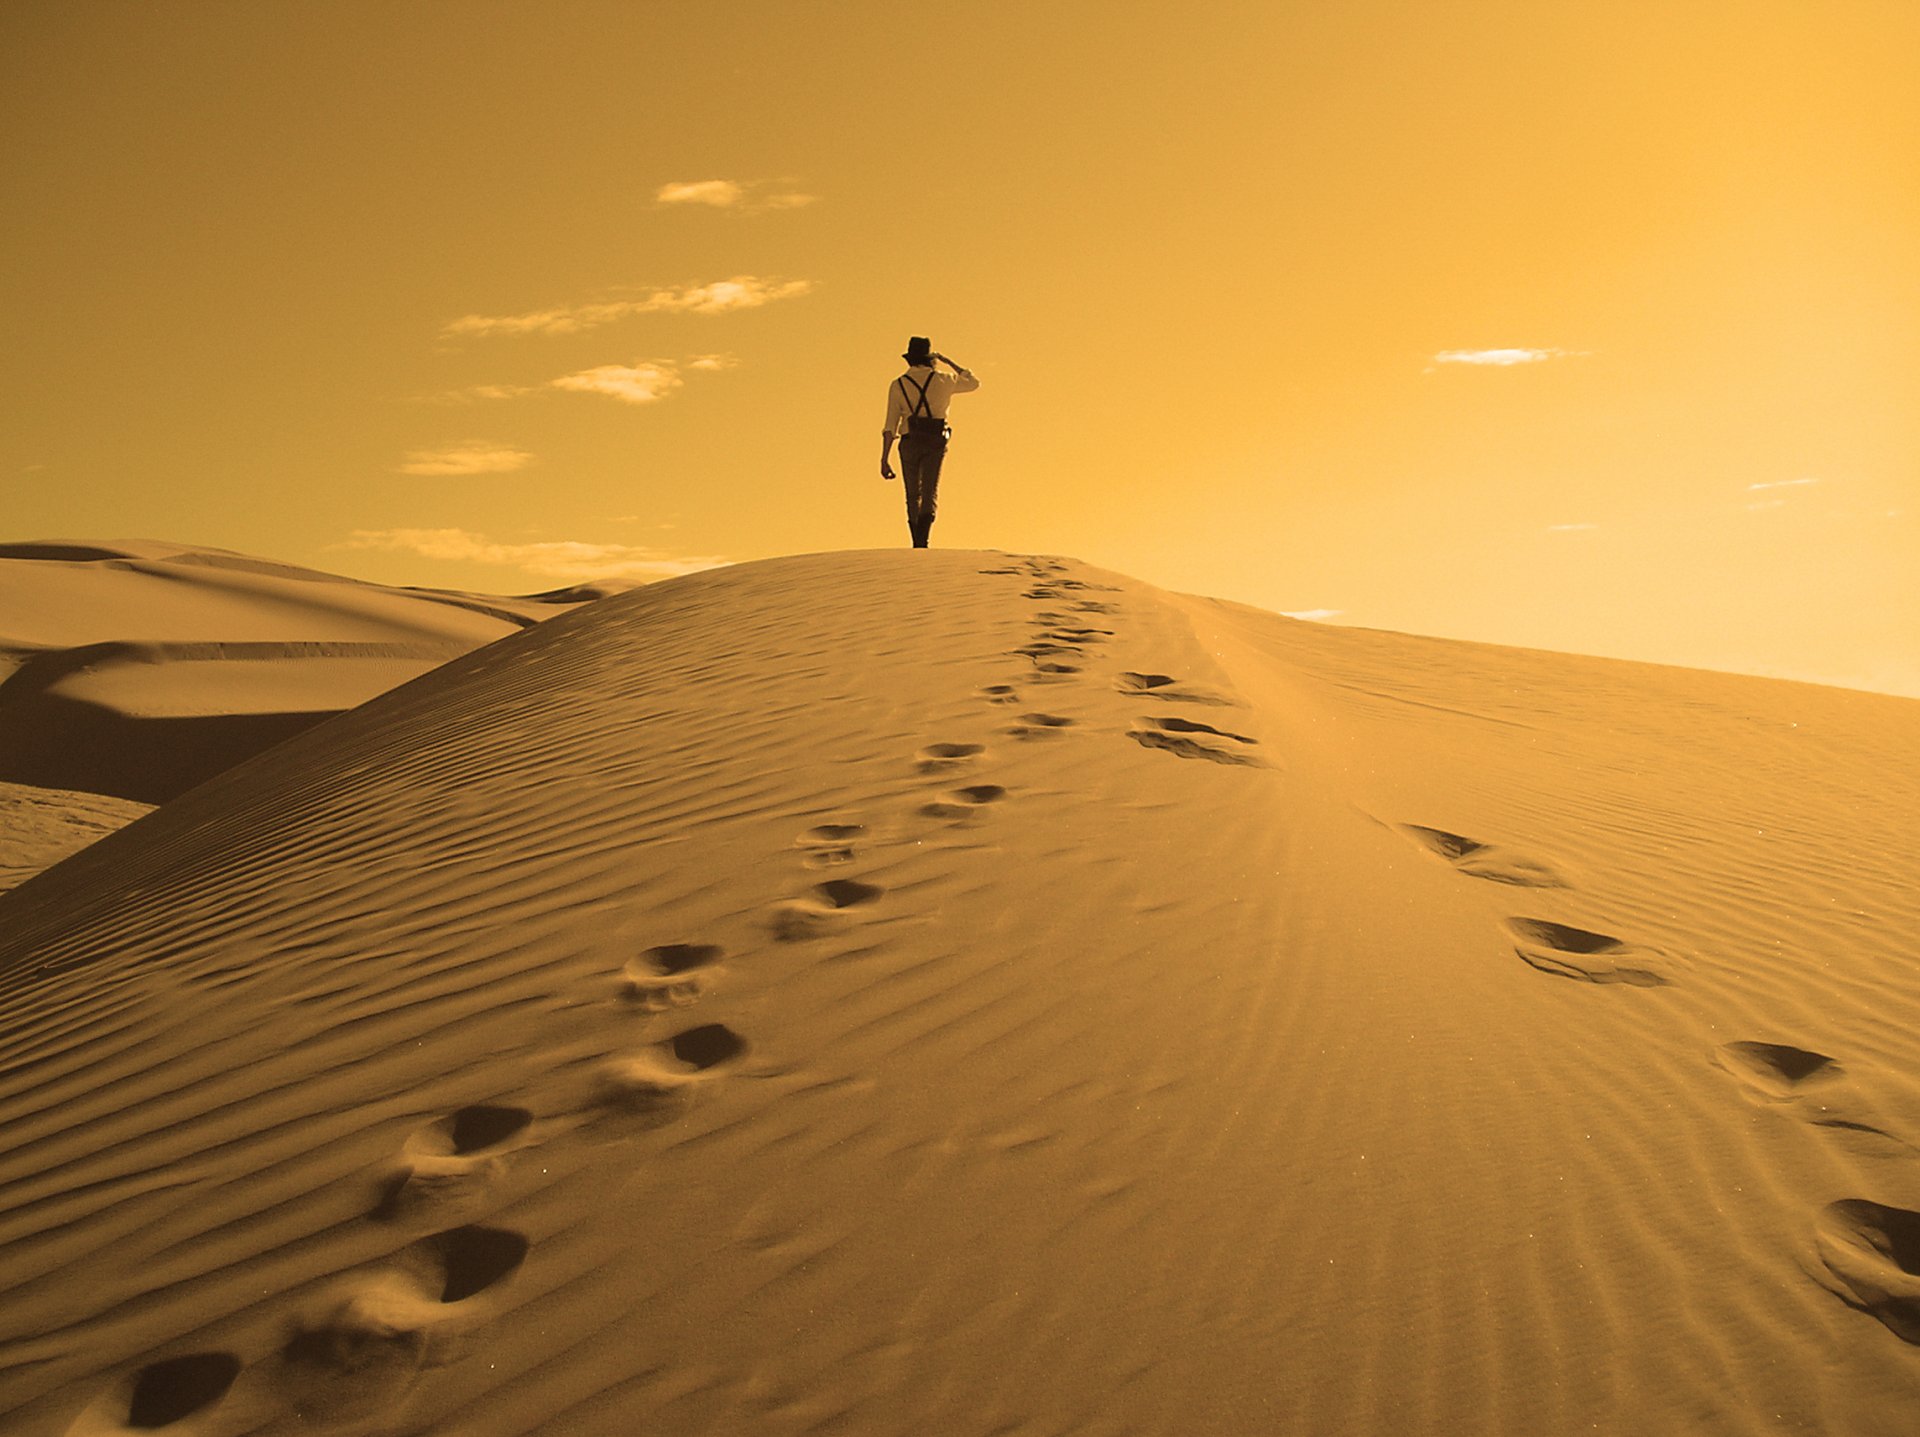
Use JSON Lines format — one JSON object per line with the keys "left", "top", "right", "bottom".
{"left": 902, "top": 336, "right": 933, "bottom": 366}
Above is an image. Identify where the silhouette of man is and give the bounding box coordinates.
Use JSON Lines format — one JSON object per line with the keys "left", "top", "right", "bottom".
{"left": 880, "top": 337, "right": 979, "bottom": 548}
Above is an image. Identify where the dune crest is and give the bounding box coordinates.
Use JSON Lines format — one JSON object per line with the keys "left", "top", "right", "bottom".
{"left": 2, "top": 550, "right": 1917, "bottom": 1435}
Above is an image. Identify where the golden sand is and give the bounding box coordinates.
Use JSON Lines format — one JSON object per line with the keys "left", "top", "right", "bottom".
{"left": 2, "top": 550, "right": 1916, "bottom": 1435}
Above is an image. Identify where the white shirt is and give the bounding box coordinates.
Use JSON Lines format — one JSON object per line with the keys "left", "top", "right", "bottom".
{"left": 883, "top": 364, "right": 980, "bottom": 436}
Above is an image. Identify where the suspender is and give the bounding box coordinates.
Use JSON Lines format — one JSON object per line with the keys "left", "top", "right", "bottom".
{"left": 896, "top": 371, "right": 934, "bottom": 419}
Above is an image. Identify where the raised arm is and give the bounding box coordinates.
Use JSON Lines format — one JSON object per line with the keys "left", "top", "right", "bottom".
{"left": 934, "top": 351, "right": 979, "bottom": 392}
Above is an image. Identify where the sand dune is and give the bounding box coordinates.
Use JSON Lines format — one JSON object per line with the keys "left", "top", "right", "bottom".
{"left": 0, "top": 540, "right": 601, "bottom": 815}
{"left": 1, "top": 549, "right": 1917, "bottom": 1436}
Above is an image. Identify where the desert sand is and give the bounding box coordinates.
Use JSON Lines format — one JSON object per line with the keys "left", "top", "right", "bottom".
{"left": 0, "top": 541, "right": 603, "bottom": 891}
{"left": 1, "top": 548, "right": 1917, "bottom": 1436}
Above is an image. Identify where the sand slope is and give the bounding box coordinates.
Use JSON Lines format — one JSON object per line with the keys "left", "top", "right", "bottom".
{"left": 0, "top": 540, "right": 602, "bottom": 813}
{"left": 1, "top": 550, "right": 1916, "bottom": 1436}
{"left": 0, "top": 784, "right": 152, "bottom": 897}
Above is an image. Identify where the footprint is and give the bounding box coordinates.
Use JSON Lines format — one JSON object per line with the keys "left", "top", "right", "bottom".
{"left": 106, "top": 1352, "right": 243, "bottom": 1430}
{"left": 277, "top": 1285, "right": 430, "bottom": 1424}
{"left": 803, "top": 878, "right": 880, "bottom": 911}
{"left": 1127, "top": 721, "right": 1264, "bottom": 767}
{"left": 798, "top": 823, "right": 865, "bottom": 844}
{"left": 1505, "top": 918, "right": 1672, "bottom": 987}
{"left": 276, "top": 1228, "right": 528, "bottom": 1418}
{"left": 1041, "top": 627, "right": 1112, "bottom": 644}
{"left": 420, "top": 1225, "right": 531, "bottom": 1303}
{"left": 917, "top": 742, "right": 985, "bottom": 771}
{"left": 1114, "top": 672, "right": 1234, "bottom": 706}
{"left": 1020, "top": 653, "right": 1085, "bottom": 676}
{"left": 1715, "top": 1043, "right": 1907, "bottom": 1144}
{"left": 666, "top": 1023, "right": 750, "bottom": 1070}
{"left": 596, "top": 1024, "right": 751, "bottom": 1114}
{"left": 920, "top": 785, "right": 1007, "bottom": 821}
{"left": 1814, "top": 1199, "right": 1920, "bottom": 1344}
{"left": 445, "top": 1106, "right": 531, "bottom": 1152}
{"left": 979, "top": 685, "right": 1021, "bottom": 706}
{"left": 623, "top": 943, "right": 722, "bottom": 1010}
{"left": 1144, "top": 716, "right": 1257, "bottom": 745}
{"left": 377, "top": 1105, "right": 536, "bottom": 1223}
{"left": 1071, "top": 600, "right": 1118, "bottom": 614}
{"left": 795, "top": 824, "right": 866, "bottom": 868}
{"left": 1399, "top": 824, "right": 1570, "bottom": 888}
{"left": 771, "top": 879, "right": 885, "bottom": 941}
{"left": 1009, "top": 712, "right": 1076, "bottom": 740}
{"left": 1024, "top": 586, "right": 1063, "bottom": 600}
{"left": 1717, "top": 1042, "right": 1841, "bottom": 1095}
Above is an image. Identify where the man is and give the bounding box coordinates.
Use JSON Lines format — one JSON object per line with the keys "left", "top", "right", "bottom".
{"left": 880, "top": 336, "right": 979, "bottom": 548}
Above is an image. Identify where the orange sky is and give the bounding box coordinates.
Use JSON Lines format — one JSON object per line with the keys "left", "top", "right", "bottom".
{"left": 4, "top": 1, "right": 1915, "bottom": 695}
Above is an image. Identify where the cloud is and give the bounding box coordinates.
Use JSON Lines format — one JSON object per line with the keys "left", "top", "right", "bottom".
{"left": 415, "top": 382, "right": 543, "bottom": 405}
{"left": 345, "top": 528, "right": 728, "bottom": 582}
{"left": 425, "top": 357, "right": 727, "bottom": 407}
{"left": 1546, "top": 522, "right": 1598, "bottom": 532}
{"left": 656, "top": 179, "right": 745, "bottom": 207}
{"left": 1744, "top": 477, "right": 1824, "bottom": 511}
{"left": 550, "top": 362, "right": 684, "bottom": 405}
{"left": 1281, "top": 608, "right": 1344, "bottom": 621}
{"left": 445, "top": 276, "right": 814, "bottom": 338}
{"left": 655, "top": 179, "right": 819, "bottom": 212}
{"left": 396, "top": 441, "right": 534, "bottom": 477}
{"left": 1431, "top": 348, "right": 1584, "bottom": 367}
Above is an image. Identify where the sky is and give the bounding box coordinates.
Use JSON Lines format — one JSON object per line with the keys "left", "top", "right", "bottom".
{"left": 4, "top": 0, "right": 1916, "bottom": 696}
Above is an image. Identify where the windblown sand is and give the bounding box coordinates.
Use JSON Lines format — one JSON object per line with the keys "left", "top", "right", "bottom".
{"left": 2, "top": 550, "right": 1916, "bottom": 1435}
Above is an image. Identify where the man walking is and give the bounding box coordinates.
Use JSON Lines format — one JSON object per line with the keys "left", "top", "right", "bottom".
{"left": 880, "top": 337, "right": 979, "bottom": 548}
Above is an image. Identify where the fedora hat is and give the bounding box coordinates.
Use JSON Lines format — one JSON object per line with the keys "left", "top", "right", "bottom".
{"left": 902, "top": 336, "right": 934, "bottom": 365}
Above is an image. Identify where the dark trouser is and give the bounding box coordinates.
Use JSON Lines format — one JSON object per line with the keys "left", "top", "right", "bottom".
{"left": 899, "top": 429, "right": 948, "bottom": 548}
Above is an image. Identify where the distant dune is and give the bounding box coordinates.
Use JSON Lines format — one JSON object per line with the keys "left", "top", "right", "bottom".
{"left": 0, "top": 540, "right": 606, "bottom": 888}
{"left": 1, "top": 550, "right": 1917, "bottom": 1435}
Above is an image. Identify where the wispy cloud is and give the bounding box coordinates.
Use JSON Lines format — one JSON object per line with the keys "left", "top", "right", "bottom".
{"left": 396, "top": 441, "right": 534, "bottom": 477}
{"left": 1546, "top": 522, "right": 1598, "bottom": 532}
{"left": 447, "top": 383, "right": 536, "bottom": 402}
{"left": 445, "top": 276, "right": 814, "bottom": 338}
{"left": 1281, "top": 608, "right": 1344, "bottom": 621}
{"left": 345, "top": 528, "right": 728, "bottom": 582}
{"left": 550, "top": 362, "right": 684, "bottom": 405}
{"left": 656, "top": 179, "right": 745, "bottom": 207}
{"left": 1431, "top": 348, "right": 1584, "bottom": 367}
{"left": 1745, "top": 476, "right": 1823, "bottom": 511}
{"left": 655, "top": 178, "right": 818, "bottom": 212}
{"left": 416, "top": 382, "right": 543, "bottom": 405}
{"left": 421, "top": 358, "right": 719, "bottom": 407}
